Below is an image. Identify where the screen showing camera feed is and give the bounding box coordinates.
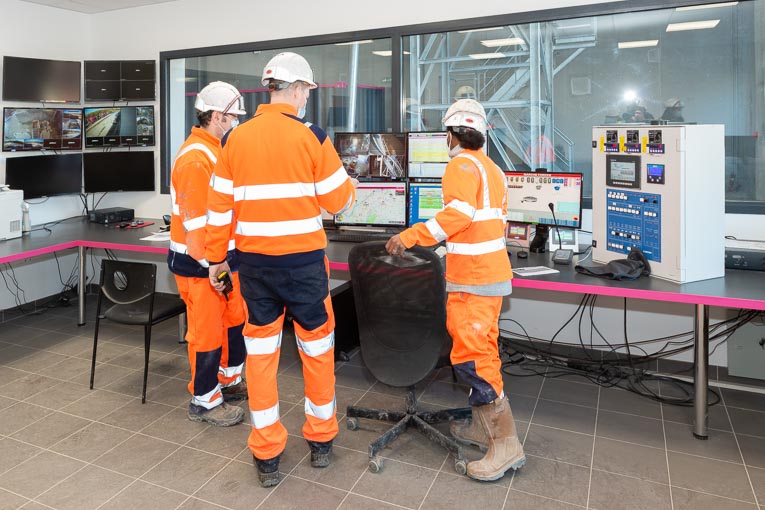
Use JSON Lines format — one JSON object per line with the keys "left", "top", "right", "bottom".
{"left": 334, "top": 133, "right": 406, "bottom": 180}
{"left": 2, "top": 108, "right": 82, "bottom": 151}
{"left": 84, "top": 106, "right": 155, "bottom": 147}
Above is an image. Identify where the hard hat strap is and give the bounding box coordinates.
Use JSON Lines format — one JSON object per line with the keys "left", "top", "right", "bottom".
{"left": 222, "top": 92, "right": 243, "bottom": 115}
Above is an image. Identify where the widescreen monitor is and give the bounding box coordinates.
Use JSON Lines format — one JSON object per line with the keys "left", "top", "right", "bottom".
{"left": 333, "top": 132, "right": 406, "bottom": 180}
{"left": 84, "top": 106, "right": 155, "bottom": 147}
{"left": 2, "top": 56, "right": 81, "bottom": 103}
{"left": 407, "top": 132, "right": 449, "bottom": 179}
{"left": 408, "top": 181, "right": 444, "bottom": 226}
{"left": 3, "top": 108, "right": 82, "bottom": 151}
{"left": 5, "top": 154, "right": 83, "bottom": 199}
{"left": 505, "top": 171, "right": 583, "bottom": 228}
{"left": 334, "top": 181, "right": 406, "bottom": 227}
{"left": 83, "top": 151, "right": 155, "bottom": 193}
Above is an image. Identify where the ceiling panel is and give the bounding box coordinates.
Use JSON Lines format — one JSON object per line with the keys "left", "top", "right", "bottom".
{"left": 18, "top": 0, "right": 178, "bottom": 14}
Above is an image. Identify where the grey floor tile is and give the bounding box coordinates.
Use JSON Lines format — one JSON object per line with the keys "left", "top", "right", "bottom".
{"left": 596, "top": 410, "right": 664, "bottom": 449}
{"left": 262, "top": 475, "right": 347, "bottom": 510}
{"left": 598, "top": 387, "right": 661, "bottom": 419}
{"left": 592, "top": 437, "right": 669, "bottom": 484}
{"left": 0, "top": 488, "right": 29, "bottom": 509}
{"left": 668, "top": 451, "right": 755, "bottom": 502}
{"left": 10, "top": 410, "right": 90, "bottom": 448}
{"left": 276, "top": 374, "right": 308, "bottom": 405}
{"left": 672, "top": 487, "right": 757, "bottom": 510}
{"left": 41, "top": 335, "right": 93, "bottom": 358}
{"left": 105, "top": 370, "right": 171, "bottom": 400}
{"left": 176, "top": 497, "right": 222, "bottom": 509}
{"left": 140, "top": 407, "right": 209, "bottom": 444}
{"left": 539, "top": 378, "right": 599, "bottom": 408}
{"left": 506, "top": 394, "right": 538, "bottom": 423}
{"left": 588, "top": 469, "right": 671, "bottom": 510}
{"left": 0, "top": 450, "right": 85, "bottom": 499}
{"left": 0, "top": 438, "right": 42, "bottom": 476}
{"left": 523, "top": 424, "right": 593, "bottom": 467}
{"left": 184, "top": 420, "right": 250, "bottom": 459}
{"left": 664, "top": 421, "right": 743, "bottom": 463}
{"left": 337, "top": 493, "right": 404, "bottom": 509}
{"left": 747, "top": 466, "right": 765, "bottom": 504}
{"left": 100, "top": 399, "right": 175, "bottom": 432}
{"left": 190, "top": 460, "right": 272, "bottom": 510}
{"left": 140, "top": 446, "right": 231, "bottom": 495}
{"left": 36, "top": 464, "right": 133, "bottom": 510}
{"left": 50, "top": 422, "right": 134, "bottom": 462}
{"left": 419, "top": 380, "right": 471, "bottom": 408}
{"left": 60, "top": 390, "right": 135, "bottom": 421}
{"left": 729, "top": 407, "right": 765, "bottom": 438}
{"left": 334, "top": 385, "right": 368, "bottom": 416}
{"left": 420, "top": 471, "right": 508, "bottom": 510}
{"left": 510, "top": 456, "right": 590, "bottom": 507}
{"left": 504, "top": 490, "right": 585, "bottom": 509}
{"left": 147, "top": 352, "right": 188, "bottom": 378}
{"left": 0, "top": 402, "right": 51, "bottom": 436}
{"left": 501, "top": 364, "right": 546, "bottom": 399}
{"left": 736, "top": 434, "right": 765, "bottom": 469}
{"left": 94, "top": 434, "right": 180, "bottom": 478}
{"left": 333, "top": 364, "right": 377, "bottom": 391}
{"left": 100, "top": 480, "right": 188, "bottom": 510}
{"left": 6, "top": 348, "right": 69, "bottom": 372}
{"left": 71, "top": 363, "right": 135, "bottom": 390}
{"left": 661, "top": 402, "right": 732, "bottom": 431}
{"left": 0, "top": 366, "right": 26, "bottom": 387}
{"left": 0, "top": 395, "right": 15, "bottom": 412}
{"left": 531, "top": 399, "right": 597, "bottom": 435}
{"left": 43, "top": 356, "right": 93, "bottom": 381}
{"left": 145, "top": 376, "right": 192, "bottom": 407}
{"left": 0, "top": 372, "right": 61, "bottom": 401}
{"left": 722, "top": 388, "right": 765, "bottom": 412}
{"left": 352, "top": 457, "right": 437, "bottom": 508}
{"left": 290, "top": 445, "right": 368, "bottom": 491}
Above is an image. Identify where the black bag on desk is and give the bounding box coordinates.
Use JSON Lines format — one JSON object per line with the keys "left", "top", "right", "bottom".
{"left": 575, "top": 247, "right": 651, "bottom": 281}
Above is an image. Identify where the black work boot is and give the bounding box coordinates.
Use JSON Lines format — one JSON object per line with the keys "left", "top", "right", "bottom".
{"left": 307, "top": 439, "right": 333, "bottom": 468}
{"left": 253, "top": 454, "right": 281, "bottom": 488}
{"left": 221, "top": 379, "right": 248, "bottom": 402}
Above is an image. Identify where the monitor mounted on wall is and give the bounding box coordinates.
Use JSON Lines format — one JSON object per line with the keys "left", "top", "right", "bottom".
{"left": 5, "top": 154, "right": 83, "bottom": 199}
{"left": 83, "top": 106, "right": 155, "bottom": 147}
{"left": 3, "top": 108, "right": 83, "bottom": 152}
{"left": 2, "top": 56, "right": 81, "bottom": 103}
{"left": 83, "top": 151, "right": 155, "bottom": 193}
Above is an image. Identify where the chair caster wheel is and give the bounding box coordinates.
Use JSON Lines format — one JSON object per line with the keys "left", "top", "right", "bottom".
{"left": 454, "top": 459, "right": 467, "bottom": 475}
{"left": 347, "top": 418, "right": 359, "bottom": 431}
{"left": 368, "top": 457, "right": 383, "bottom": 473}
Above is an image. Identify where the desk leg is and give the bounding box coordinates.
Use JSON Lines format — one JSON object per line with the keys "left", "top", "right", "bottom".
{"left": 693, "top": 303, "right": 709, "bottom": 440}
{"left": 78, "top": 246, "right": 87, "bottom": 326}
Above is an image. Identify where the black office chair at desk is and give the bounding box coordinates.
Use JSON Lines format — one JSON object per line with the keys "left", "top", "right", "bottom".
{"left": 346, "top": 241, "right": 471, "bottom": 474}
{"left": 89, "top": 260, "right": 186, "bottom": 403}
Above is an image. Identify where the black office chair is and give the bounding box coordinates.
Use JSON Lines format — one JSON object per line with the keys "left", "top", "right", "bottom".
{"left": 90, "top": 260, "right": 186, "bottom": 403}
{"left": 346, "top": 241, "right": 471, "bottom": 475}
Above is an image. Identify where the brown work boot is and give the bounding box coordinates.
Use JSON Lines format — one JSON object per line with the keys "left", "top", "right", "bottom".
{"left": 222, "top": 379, "right": 248, "bottom": 402}
{"left": 467, "top": 395, "right": 526, "bottom": 481}
{"left": 188, "top": 402, "right": 244, "bottom": 427}
{"left": 450, "top": 409, "right": 489, "bottom": 451}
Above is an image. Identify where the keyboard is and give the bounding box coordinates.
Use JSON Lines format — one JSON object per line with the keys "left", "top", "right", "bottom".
{"left": 326, "top": 231, "right": 395, "bottom": 243}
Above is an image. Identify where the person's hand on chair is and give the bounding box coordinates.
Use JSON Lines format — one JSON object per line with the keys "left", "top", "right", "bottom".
{"left": 386, "top": 234, "right": 407, "bottom": 257}
{"left": 208, "top": 261, "right": 232, "bottom": 294}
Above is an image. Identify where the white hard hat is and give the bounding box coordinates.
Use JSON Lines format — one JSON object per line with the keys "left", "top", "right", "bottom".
{"left": 195, "top": 81, "right": 246, "bottom": 115}
{"left": 664, "top": 97, "right": 684, "bottom": 108}
{"left": 261, "top": 52, "right": 318, "bottom": 89}
{"left": 442, "top": 98, "right": 488, "bottom": 133}
{"left": 454, "top": 85, "right": 476, "bottom": 100}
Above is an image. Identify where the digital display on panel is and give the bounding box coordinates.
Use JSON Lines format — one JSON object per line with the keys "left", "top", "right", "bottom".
{"left": 407, "top": 182, "right": 444, "bottom": 226}
{"left": 334, "top": 182, "right": 406, "bottom": 227}
{"left": 83, "top": 106, "right": 155, "bottom": 147}
{"left": 606, "top": 154, "right": 641, "bottom": 189}
{"left": 3, "top": 108, "right": 82, "bottom": 151}
{"left": 505, "top": 172, "right": 584, "bottom": 228}
{"left": 2, "top": 56, "right": 81, "bottom": 103}
{"left": 333, "top": 132, "right": 406, "bottom": 180}
{"left": 5, "top": 154, "right": 83, "bottom": 199}
{"left": 83, "top": 152, "right": 155, "bottom": 193}
{"left": 407, "top": 132, "right": 449, "bottom": 179}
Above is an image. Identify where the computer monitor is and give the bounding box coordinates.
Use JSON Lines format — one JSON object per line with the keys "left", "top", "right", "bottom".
{"left": 333, "top": 132, "right": 406, "bottom": 180}
{"left": 83, "top": 152, "right": 155, "bottom": 193}
{"left": 334, "top": 181, "right": 406, "bottom": 227}
{"left": 5, "top": 154, "right": 83, "bottom": 199}
{"left": 407, "top": 132, "right": 449, "bottom": 179}
{"left": 3, "top": 108, "right": 83, "bottom": 152}
{"left": 2, "top": 56, "right": 81, "bottom": 103}
{"left": 407, "top": 181, "right": 444, "bottom": 226}
{"left": 83, "top": 106, "right": 155, "bottom": 147}
{"left": 505, "top": 171, "right": 583, "bottom": 252}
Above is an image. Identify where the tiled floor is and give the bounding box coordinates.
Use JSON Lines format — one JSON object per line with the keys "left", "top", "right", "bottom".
{"left": 1, "top": 304, "right": 764, "bottom": 509}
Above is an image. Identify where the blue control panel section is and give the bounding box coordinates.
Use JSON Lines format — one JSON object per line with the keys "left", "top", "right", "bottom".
{"left": 605, "top": 188, "right": 662, "bottom": 262}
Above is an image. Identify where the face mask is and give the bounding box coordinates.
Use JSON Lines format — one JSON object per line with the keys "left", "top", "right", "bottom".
{"left": 446, "top": 131, "right": 463, "bottom": 158}
{"left": 296, "top": 107, "right": 306, "bottom": 119}
{"left": 230, "top": 119, "right": 239, "bottom": 129}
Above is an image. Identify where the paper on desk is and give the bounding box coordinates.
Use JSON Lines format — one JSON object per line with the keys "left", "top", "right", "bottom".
{"left": 140, "top": 231, "right": 171, "bottom": 241}
{"left": 512, "top": 266, "right": 560, "bottom": 277}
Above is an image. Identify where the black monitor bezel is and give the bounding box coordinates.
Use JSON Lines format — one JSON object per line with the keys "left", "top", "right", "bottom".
{"left": 2, "top": 56, "right": 81, "bottom": 103}
{"left": 2, "top": 107, "right": 83, "bottom": 152}
{"left": 333, "top": 131, "right": 407, "bottom": 181}
{"left": 5, "top": 153, "right": 83, "bottom": 199}
{"left": 82, "top": 151, "right": 155, "bottom": 193}
{"left": 83, "top": 106, "right": 156, "bottom": 148}
{"left": 333, "top": 180, "right": 407, "bottom": 228}
{"left": 505, "top": 169, "right": 584, "bottom": 229}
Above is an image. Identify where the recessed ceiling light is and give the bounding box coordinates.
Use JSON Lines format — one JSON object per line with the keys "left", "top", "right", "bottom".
{"left": 617, "top": 40, "right": 659, "bottom": 49}
{"left": 334, "top": 40, "right": 374, "bottom": 46}
{"left": 676, "top": 2, "right": 737, "bottom": 11}
{"left": 666, "top": 19, "right": 720, "bottom": 31}
{"left": 480, "top": 38, "right": 524, "bottom": 47}
{"left": 469, "top": 52, "right": 506, "bottom": 59}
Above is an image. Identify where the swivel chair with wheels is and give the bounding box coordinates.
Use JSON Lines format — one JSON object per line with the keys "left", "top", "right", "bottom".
{"left": 346, "top": 241, "right": 471, "bottom": 474}
{"left": 90, "top": 260, "right": 186, "bottom": 403}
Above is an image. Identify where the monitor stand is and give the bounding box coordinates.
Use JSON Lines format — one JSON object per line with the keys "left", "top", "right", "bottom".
{"left": 529, "top": 225, "right": 550, "bottom": 253}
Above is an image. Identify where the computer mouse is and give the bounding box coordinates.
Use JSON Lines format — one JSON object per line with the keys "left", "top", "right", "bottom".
{"left": 517, "top": 251, "right": 529, "bottom": 259}
{"left": 136, "top": 220, "right": 144, "bottom": 225}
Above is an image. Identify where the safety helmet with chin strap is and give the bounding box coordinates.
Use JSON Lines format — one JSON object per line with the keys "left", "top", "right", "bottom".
{"left": 261, "top": 52, "right": 318, "bottom": 90}
{"left": 194, "top": 81, "right": 246, "bottom": 116}
{"left": 442, "top": 98, "right": 488, "bottom": 134}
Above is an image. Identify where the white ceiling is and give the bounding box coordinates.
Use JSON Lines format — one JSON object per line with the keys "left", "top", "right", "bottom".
{"left": 18, "top": 0, "right": 178, "bottom": 14}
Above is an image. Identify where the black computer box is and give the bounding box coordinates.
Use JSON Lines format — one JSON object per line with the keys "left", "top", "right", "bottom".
{"left": 725, "top": 248, "right": 765, "bottom": 271}
{"left": 88, "top": 207, "right": 135, "bottom": 224}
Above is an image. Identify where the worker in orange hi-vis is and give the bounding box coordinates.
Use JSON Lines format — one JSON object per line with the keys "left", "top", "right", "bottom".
{"left": 204, "top": 52, "right": 357, "bottom": 488}
{"left": 168, "top": 81, "right": 248, "bottom": 428}
{"left": 386, "top": 99, "right": 526, "bottom": 482}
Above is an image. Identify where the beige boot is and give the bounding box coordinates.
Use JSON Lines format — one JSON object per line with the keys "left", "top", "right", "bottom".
{"left": 466, "top": 395, "right": 526, "bottom": 481}
{"left": 450, "top": 409, "right": 489, "bottom": 451}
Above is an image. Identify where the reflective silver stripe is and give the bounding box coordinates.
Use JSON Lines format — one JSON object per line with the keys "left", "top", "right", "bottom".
{"left": 425, "top": 218, "right": 448, "bottom": 242}
{"left": 236, "top": 215, "right": 323, "bottom": 237}
{"left": 210, "top": 174, "right": 234, "bottom": 195}
{"left": 473, "top": 208, "right": 505, "bottom": 222}
{"left": 250, "top": 402, "right": 280, "bottom": 429}
{"left": 455, "top": 153, "right": 490, "bottom": 209}
{"left": 233, "top": 182, "right": 315, "bottom": 202}
{"left": 296, "top": 332, "right": 334, "bottom": 357}
{"left": 183, "top": 215, "right": 207, "bottom": 232}
{"left": 227, "top": 239, "right": 236, "bottom": 251}
{"left": 219, "top": 363, "right": 243, "bottom": 378}
{"left": 315, "top": 166, "right": 350, "bottom": 196}
{"left": 304, "top": 396, "right": 336, "bottom": 420}
{"left": 169, "top": 241, "right": 210, "bottom": 267}
{"left": 447, "top": 237, "right": 507, "bottom": 256}
{"left": 244, "top": 331, "right": 282, "bottom": 356}
{"left": 190, "top": 383, "right": 223, "bottom": 409}
{"left": 170, "top": 186, "right": 180, "bottom": 215}
{"left": 207, "top": 209, "right": 232, "bottom": 227}
{"left": 173, "top": 143, "right": 217, "bottom": 167}
{"left": 445, "top": 199, "right": 475, "bottom": 219}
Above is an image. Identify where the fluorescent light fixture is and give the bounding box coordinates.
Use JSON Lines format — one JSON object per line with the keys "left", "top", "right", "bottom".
{"left": 480, "top": 37, "right": 524, "bottom": 47}
{"left": 666, "top": 19, "right": 720, "bottom": 31}
{"left": 373, "top": 50, "right": 411, "bottom": 57}
{"left": 458, "top": 27, "right": 501, "bottom": 33}
{"left": 623, "top": 90, "right": 637, "bottom": 102}
{"left": 469, "top": 52, "right": 506, "bottom": 59}
{"left": 676, "top": 2, "right": 737, "bottom": 11}
{"left": 618, "top": 39, "right": 659, "bottom": 49}
{"left": 335, "top": 40, "right": 374, "bottom": 46}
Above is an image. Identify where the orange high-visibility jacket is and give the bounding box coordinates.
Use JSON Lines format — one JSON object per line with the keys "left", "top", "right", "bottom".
{"left": 205, "top": 103, "right": 355, "bottom": 262}
{"left": 400, "top": 150, "right": 512, "bottom": 286}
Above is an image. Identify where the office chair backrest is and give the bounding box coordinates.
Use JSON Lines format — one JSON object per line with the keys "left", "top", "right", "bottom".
{"left": 348, "top": 241, "right": 449, "bottom": 387}
{"left": 100, "top": 259, "right": 157, "bottom": 306}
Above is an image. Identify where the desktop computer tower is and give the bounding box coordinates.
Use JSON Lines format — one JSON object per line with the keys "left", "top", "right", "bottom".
{"left": 0, "top": 189, "right": 23, "bottom": 240}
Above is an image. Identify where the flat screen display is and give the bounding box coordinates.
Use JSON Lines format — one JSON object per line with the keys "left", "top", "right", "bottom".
{"left": 83, "top": 151, "right": 155, "bottom": 193}
{"left": 334, "top": 182, "right": 406, "bottom": 227}
{"left": 333, "top": 132, "right": 406, "bottom": 180}
{"left": 84, "top": 106, "right": 155, "bottom": 147}
{"left": 505, "top": 171, "right": 583, "bottom": 228}
{"left": 407, "top": 132, "right": 449, "bottom": 179}
{"left": 5, "top": 154, "right": 82, "bottom": 199}
{"left": 407, "top": 181, "right": 443, "bottom": 226}
{"left": 3, "top": 108, "right": 82, "bottom": 151}
{"left": 2, "top": 56, "right": 81, "bottom": 103}
{"left": 606, "top": 154, "right": 641, "bottom": 189}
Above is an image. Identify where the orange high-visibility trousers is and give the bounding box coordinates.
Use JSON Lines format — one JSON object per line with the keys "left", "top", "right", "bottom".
{"left": 446, "top": 292, "right": 504, "bottom": 406}
{"left": 175, "top": 272, "right": 247, "bottom": 408}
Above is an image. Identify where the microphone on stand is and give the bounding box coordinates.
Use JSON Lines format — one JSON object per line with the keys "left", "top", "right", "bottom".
{"left": 548, "top": 202, "right": 573, "bottom": 265}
